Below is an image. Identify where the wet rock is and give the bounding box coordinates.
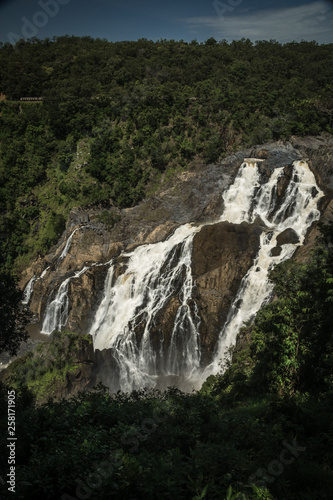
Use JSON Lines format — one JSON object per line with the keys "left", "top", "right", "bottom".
{"left": 270, "top": 246, "right": 282, "bottom": 257}
{"left": 150, "top": 296, "right": 182, "bottom": 351}
{"left": 276, "top": 228, "right": 300, "bottom": 245}
{"left": 192, "top": 221, "right": 262, "bottom": 363}
{"left": 67, "top": 266, "right": 109, "bottom": 334}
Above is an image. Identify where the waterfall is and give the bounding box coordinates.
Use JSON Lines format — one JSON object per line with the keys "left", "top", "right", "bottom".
{"left": 203, "top": 160, "right": 324, "bottom": 377}
{"left": 22, "top": 275, "right": 37, "bottom": 305}
{"left": 221, "top": 161, "right": 261, "bottom": 223}
{"left": 23, "top": 227, "right": 77, "bottom": 308}
{"left": 59, "top": 228, "right": 78, "bottom": 260}
{"left": 35, "top": 158, "right": 323, "bottom": 391}
{"left": 90, "top": 224, "right": 201, "bottom": 392}
{"left": 22, "top": 266, "right": 50, "bottom": 305}
{"left": 23, "top": 228, "right": 77, "bottom": 308}
{"left": 41, "top": 266, "right": 89, "bottom": 334}
{"left": 89, "top": 159, "right": 323, "bottom": 391}
{"left": 40, "top": 266, "right": 50, "bottom": 279}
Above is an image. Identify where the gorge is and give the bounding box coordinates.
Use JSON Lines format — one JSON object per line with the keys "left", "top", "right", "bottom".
{"left": 17, "top": 136, "right": 333, "bottom": 395}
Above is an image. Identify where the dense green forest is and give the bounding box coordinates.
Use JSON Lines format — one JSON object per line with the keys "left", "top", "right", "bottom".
{"left": 0, "top": 36, "right": 332, "bottom": 272}
{"left": 1, "top": 223, "right": 333, "bottom": 499}
{"left": 1, "top": 36, "right": 333, "bottom": 499}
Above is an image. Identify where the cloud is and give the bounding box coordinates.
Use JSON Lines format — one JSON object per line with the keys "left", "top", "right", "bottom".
{"left": 182, "top": 1, "right": 333, "bottom": 43}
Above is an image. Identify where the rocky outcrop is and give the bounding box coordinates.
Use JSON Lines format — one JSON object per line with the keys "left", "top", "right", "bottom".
{"left": 270, "top": 246, "right": 282, "bottom": 257}
{"left": 276, "top": 228, "right": 300, "bottom": 245}
{"left": 192, "top": 221, "right": 262, "bottom": 363}
{"left": 67, "top": 265, "right": 109, "bottom": 334}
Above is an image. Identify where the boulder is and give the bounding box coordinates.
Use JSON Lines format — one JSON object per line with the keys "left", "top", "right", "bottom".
{"left": 276, "top": 228, "right": 300, "bottom": 245}
{"left": 270, "top": 246, "right": 282, "bottom": 257}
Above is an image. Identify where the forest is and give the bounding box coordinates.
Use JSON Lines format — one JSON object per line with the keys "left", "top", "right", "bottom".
{"left": 0, "top": 36, "right": 332, "bottom": 272}
{"left": 0, "top": 36, "right": 333, "bottom": 499}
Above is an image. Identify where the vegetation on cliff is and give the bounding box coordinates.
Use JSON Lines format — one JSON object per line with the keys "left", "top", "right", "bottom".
{"left": 1, "top": 224, "right": 333, "bottom": 499}
{"left": 0, "top": 331, "right": 93, "bottom": 401}
{"left": 0, "top": 37, "right": 332, "bottom": 272}
{"left": 0, "top": 36, "right": 333, "bottom": 499}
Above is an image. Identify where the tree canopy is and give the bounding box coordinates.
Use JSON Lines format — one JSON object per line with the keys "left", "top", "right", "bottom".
{"left": 0, "top": 267, "right": 29, "bottom": 355}
{"left": 0, "top": 37, "right": 332, "bottom": 273}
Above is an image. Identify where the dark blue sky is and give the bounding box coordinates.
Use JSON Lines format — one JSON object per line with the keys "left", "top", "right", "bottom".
{"left": 0, "top": 0, "right": 332, "bottom": 44}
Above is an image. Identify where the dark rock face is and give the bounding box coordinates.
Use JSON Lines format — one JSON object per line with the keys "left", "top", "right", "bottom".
{"left": 192, "top": 221, "right": 262, "bottom": 363}
{"left": 67, "top": 266, "right": 109, "bottom": 334}
{"left": 150, "top": 296, "right": 182, "bottom": 352}
{"left": 276, "top": 228, "right": 300, "bottom": 245}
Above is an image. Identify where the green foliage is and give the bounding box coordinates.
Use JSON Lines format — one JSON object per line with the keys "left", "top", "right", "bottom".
{"left": 40, "top": 212, "right": 66, "bottom": 251}
{"left": 0, "top": 37, "right": 332, "bottom": 271}
{"left": 94, "top": 210, "right": 121, "bottom": 230}
{"left": 0, "top": 266, "right": 30, "bottom": 355}
{"left": 0, "top": 380, "right": 332, "bottom": 499}
{"left": 2, "top": 331, "right": 92, "bottom": 400}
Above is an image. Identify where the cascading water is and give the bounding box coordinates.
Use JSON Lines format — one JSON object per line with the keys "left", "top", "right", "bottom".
{"left": 202, "top": 160, "right": 324, "bottom": 378}
{"left": 59, "top": 228, "right": 78, "bottom": 260}
{"left": 22, "top": 275, "right": 37, "bottom": 305}
{"left": 22, "top": 266, "right": 51, "bottom": 305}
{"left": 40, "top": 266, "right": 50, "bottom": 279}
{"left": 220, "top": 159, "right": 261, "bottom": 223}
{"left": 34, "top": 158, "right": 323, "bottom": 391}
{"left": 41, "top": 266, "right": 89, "bottom": 334}
{"left": 90, "top": 224, "right": 202, "bottom": 392}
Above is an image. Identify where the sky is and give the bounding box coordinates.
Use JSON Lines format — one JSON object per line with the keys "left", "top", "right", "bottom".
{"left": 0, "top": 0, "right": 332, "bottom": 45}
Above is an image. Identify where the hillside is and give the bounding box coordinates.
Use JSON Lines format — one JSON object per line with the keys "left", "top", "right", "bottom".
{"left": 0, "top": 37, "right": 332, "bottom": 272}
{"left": 0, "top": 37, "right": 333, "bottom": 500}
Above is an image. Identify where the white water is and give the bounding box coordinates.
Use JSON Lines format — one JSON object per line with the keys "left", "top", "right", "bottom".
{"left": 202, "top": 160, "right": 324, "bottom": 378}
{"left": 22, "top": 275, "right": 37, "bottom": 305}
{"left": 59, "top": 228, "right": 78, "bottom": 260}
{"left": 221, "top": 161, "right": 261, "bottom": 223}
{"left": 40, "top": 266, "right": 50, "bottom": 279}
{"left": 22, "top": 266, "right": 51, "bottom": 305}
{"left": 91, "top": 224, "right": 201, "bottom": 392}
{"left": 41, "top": 266, "right": 89, "bottom": 334}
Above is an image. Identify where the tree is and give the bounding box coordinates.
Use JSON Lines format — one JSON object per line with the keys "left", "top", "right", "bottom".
{"left": 250, "top": 222, "right": 333, "bottom": 395}
{"left": 0, "top": 268, "right": 30, "bottom": 356}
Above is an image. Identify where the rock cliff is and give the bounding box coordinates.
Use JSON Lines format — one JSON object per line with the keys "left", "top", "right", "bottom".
{"left": 192, "top": 221, "right": 262, "bottom": 363}
{"left": 13, "top": 134, "right": 333, "bottom": 396}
